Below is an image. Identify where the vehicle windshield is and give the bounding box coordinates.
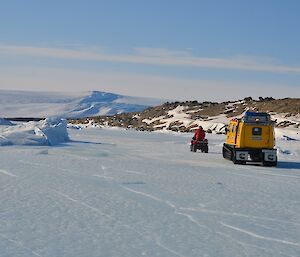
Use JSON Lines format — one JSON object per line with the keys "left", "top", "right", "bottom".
{"left": 242, "top": 112, "right": 271, "bottom": 124}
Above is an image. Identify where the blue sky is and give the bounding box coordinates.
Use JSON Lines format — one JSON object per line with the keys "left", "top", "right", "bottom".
{"left": 0, "top": 0, "right": 300, "bottom": 101}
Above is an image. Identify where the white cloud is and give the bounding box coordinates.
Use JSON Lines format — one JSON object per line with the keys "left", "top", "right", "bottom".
{"left": 0, "top": 67, "right": 299, "bottom": 101}
{"left": 1, "top": 44, "right": 300, "bottom": 73}
{"left": 134, "top": 47, "right": 192, "bottom": 57}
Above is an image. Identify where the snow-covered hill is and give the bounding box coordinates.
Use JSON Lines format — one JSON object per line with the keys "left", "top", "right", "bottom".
{"left": 0, "top": 90, "right": 164, "bottom": 119}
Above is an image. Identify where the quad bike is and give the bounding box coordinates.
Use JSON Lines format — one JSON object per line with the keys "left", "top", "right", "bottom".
{"left": 190, "top": 138, "right": 209, "bottom": 153}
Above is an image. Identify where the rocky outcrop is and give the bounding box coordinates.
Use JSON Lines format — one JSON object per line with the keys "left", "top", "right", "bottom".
{"left": 69, "top": 97, "right": 300, "bottom": 133}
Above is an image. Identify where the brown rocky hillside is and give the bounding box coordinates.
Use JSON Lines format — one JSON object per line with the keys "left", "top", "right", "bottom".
{"left": 69, "top": 97, "right": 300, "bottom": 133}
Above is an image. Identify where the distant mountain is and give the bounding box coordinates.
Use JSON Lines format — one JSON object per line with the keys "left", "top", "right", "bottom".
{"left": 2, "top": 91, "right": 299, "bottom": 133}
{"left": 0, "top": 90, "right": 164, "bottom": 119}
{"left": 71, "top": 97, "right": 300, "bottom": 133}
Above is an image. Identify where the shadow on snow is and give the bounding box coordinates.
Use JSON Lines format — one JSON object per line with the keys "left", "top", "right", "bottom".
{"left": 277, "top": 161, "right": 300, "bottom": 170}
{"left": 68, "top": 139, "right": 116, "bottom": 146}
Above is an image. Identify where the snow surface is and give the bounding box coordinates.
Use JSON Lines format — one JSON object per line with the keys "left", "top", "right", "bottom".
{"left": 0, "top": 126, "right": 299, "bottom": 257}
{"left": 0, "top": 90, "right": 163, "bottom": 118}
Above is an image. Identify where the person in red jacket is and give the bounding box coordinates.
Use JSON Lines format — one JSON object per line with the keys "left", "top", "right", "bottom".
{"left": 193, "top": 126, "right": 205, "bottom": 141}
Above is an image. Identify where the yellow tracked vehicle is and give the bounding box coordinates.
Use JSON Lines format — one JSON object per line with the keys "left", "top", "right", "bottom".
{"left": 223, "top": 111, "right": 277, "bottom": 166}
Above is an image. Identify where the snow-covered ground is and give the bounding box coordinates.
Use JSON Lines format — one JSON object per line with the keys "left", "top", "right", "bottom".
{"left": 0, "top": 126, "right": 299, "bottom": 257}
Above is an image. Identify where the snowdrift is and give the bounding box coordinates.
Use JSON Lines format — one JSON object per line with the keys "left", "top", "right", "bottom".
{"left": 0, "top": 118, "right": 69, "bottom": 146}
{"left": 0, "top": 118, "right": 14, "bottom": 126}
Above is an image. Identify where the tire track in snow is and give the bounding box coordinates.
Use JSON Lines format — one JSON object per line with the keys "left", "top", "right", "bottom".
{"left": 52, "top": 190, "right": 114, "bottom": 220}
{"left": 209, "top": 165, "right": 300, "bottom": 181}
{"left": 19, "top": 159, "right": 82, "bottom": 176}
{"left": 93, "top": 174, "right": 115, "bottom": 180}
{"left": 121, "top": 185, "right": 300, "bottom": 252}
{"left": 230, "top": 164, "right": 300, "bottom": 180}
{"left": 92, "top": 165, "right": 115, "bottom": 180}
{"left": 155, "top": 241, "right": 186, "bottom": 257}
{"left": 180, "top": 207, "right": 300, "bottom": 227}
{"left": 52, "top": 189, "right": 185, "bottom": 257}
{"left": 0, "top": 169, "right": 17, "bottom": 177}
{"left": 123, "top": 170, "right": 143, "bottom": 175}
{"left": 258, "top": 172, "right": 300, "bottom": 180}
{"left": 121, "top": 186, "right": 176, "bottom": 208}
{"left": 121, "top": 186, "right": 212, "bottom": 231}
{"left": 216, "top": 231, "right": 296, "bottom": 257}
{"left": 139, "top": 154, "right": 300, "bottom": 182}
{"left": 0, "top": 233, "right": 43, "bottom": 257}
{"left": 221, "top": 222, "right": 300, "bottom": 247}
